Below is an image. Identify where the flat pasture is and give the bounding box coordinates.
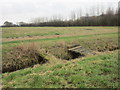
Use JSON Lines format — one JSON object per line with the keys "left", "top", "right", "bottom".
{"left": 2, "top": 26, "right": 119, "bottom": 88}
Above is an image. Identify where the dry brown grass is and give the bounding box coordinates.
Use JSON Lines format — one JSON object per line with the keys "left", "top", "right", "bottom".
{"left": 2, "top": 43, "right": 48, "bottom": 73}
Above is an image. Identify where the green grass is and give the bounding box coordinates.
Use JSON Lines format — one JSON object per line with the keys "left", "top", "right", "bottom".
{"left": 2, "top": 26, "right": 119, "bottom": 88}
{"left": 2, "top": 27, "right": 118, "bottom": 38}
{"left": 2, "top": 50, "right": 119, "bottom": 88}
{"left": 2, "top": 32, "right": 118, "bottom": 54}
{"left": 2, "top": 32, "right": 118, "bottom": 45}
{"left": 2, "top": 26, "right": 118, "bottom": 53}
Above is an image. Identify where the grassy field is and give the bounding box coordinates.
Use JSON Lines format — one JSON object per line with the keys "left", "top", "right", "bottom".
{"left": 2, "top": 51, "right": 119, "bottom": 88}
{"left": 2, "top": 27, "right": 118, "bottom": 52}
{"left": 2, "top": 27, "right": 118, "bottom": 38}
{"left": 2, "top": 26, "right": 119, "bottom": 88}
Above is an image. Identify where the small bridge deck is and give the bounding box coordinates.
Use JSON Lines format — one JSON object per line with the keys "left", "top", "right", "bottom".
{"left": 68, "top": 46, "right": 94, "bottom": 55}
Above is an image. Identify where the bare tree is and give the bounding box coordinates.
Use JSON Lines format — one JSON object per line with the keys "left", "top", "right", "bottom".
{"left": 71, "top": 11, "right": 76, "bottom": 21}
{"left": 96, "top": 4, "right": 100, "bottom": 16}
{"left": 91, "top": 7, "right": 95, "bottom": 16}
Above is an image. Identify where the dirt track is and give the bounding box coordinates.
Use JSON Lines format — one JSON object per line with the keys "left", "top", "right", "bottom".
{"left": 3, "top": 34, "right": 72, "bottom": 42}
{"left": 3, "top": 31, "right": 117, "bottom": 42}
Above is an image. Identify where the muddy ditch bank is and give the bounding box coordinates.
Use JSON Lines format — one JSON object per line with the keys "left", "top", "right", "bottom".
{"left": 2, "top": 42, "right": 119, "bottom": 73}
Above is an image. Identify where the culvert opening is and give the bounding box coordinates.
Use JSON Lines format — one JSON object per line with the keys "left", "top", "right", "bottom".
{"left": 65, "top": 45, "right": 94, "bottom": 60}
{"left": 50, "top": 45, "right": 95, "bottom": 60}
{"left": 66, "top": 50, "right": 85, "bottom": 60}
{"left": 51, "top": 45, "right": 93, "bottom": 60}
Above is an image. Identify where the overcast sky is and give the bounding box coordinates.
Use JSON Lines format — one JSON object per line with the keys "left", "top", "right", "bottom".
{"left": 0, "top": 0, "right": 119, "bottom": 25}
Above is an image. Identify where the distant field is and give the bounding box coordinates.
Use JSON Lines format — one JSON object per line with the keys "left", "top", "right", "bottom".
{"left": 2, "top": 27, "right": 118, "bottom": 38}
{"left": 2, "top": 27, "right": 118, "bottom": 51}
{"left": 2, "top": 26, "right": 119, "bottom": 88}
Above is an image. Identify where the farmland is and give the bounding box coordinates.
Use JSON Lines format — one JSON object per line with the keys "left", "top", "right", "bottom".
{"left": 2, "top": 26, "right": 119, "bottom": 88}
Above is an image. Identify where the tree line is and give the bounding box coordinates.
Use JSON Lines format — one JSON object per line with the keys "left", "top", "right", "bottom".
{"left": 2, "top": 6, "right": 119, "bottom": 27}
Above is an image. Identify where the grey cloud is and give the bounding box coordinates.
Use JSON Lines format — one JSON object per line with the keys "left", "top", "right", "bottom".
{"left": 0, "top": 0, "right": 118, "bottom": 25}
